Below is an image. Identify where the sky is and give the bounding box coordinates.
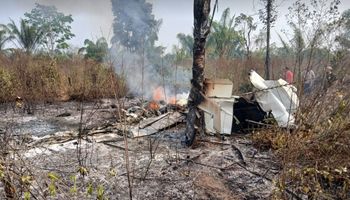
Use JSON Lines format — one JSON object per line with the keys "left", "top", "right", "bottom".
{"left": 0, "top": 0, "right": 349, "bottom": 52}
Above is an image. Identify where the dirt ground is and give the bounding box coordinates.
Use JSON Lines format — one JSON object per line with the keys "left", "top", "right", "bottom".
{"left": 0, "top": 100, "right": 280, "bottom": 199}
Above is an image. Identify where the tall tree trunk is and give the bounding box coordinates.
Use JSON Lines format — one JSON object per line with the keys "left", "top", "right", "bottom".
{"left": 297, "top": 23, "right": 303, "bottom": 92}
{"left": 265, "top": 0, "right": 272, "bottom": 80}
{"left": 185, "top": 0, "right": 211, "bottom": 146}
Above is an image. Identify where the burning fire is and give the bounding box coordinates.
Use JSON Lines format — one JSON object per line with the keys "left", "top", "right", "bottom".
{"left": 148, "top": 101, "right": 160, "bottom": 110}
{"left": 151, "top": 86, "right": 188, "bottom": 106}
{"left": 153, "top": 86, "right": 166, "bottom": 101}
{"left": 168, "top": 96, "right": 176, "bottom": 105}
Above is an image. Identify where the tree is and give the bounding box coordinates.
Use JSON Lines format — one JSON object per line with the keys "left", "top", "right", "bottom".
{"left": 24, "top": 3, "right": 74, "bottom": 54}
{"left": 79, "top": 37, "right": 109, "bottom": 63}
{"left": 176, "top": 33, "right": 194, "bottom": 58}
{"left": 8, "top": 19, "right": 43, "bottom": 54}
{"left": 0, "top": 24, "right": 13, "bottom": 52}
{"left": 259, "top": 0, "right": 277, "bottom": 79}
{"left": 207, "top": 8, "right": 243, "bottom": 59}
{"left": 185, "top": 0, "right": 211, "bottom": 146}
{"left": 176, "top": 9, "right": 246, "bottom": 61}
{"left": 172, "top": 45, "right": 187, "bottom": 65}
{"left": 276, "top": 25, "right": 305, "bottom": 68}
{"left": 235, "top": 13, "right": 257, "bottom": 64}
{"left": 209, "top": 8, "right": 234, "bottom": 58}
{"left": 253, "top": 29, "right": 267, "bottom": 54}
{"left": 287, "top": 0, "right": 341, "bottom": 85}
{"left": 336, "top": 9, "right": 350, "bottom": 49}
{"left": 111, "top": 0, "right": 161, "bottom": 52}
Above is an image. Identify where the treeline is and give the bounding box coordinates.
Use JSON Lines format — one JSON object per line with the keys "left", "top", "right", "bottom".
{"left": 172, "top": 1, "right": 350, "bottom": 92}
{"left": 1, "top": 0, "right": 350, "bottom": 102}
{"left": 0, "top": 4, "right": 124, "bottom": 102}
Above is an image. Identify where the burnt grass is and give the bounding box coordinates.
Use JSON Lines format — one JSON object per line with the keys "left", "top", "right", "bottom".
{"left": 0, "top": 99, "right": 282, "bottom": 199}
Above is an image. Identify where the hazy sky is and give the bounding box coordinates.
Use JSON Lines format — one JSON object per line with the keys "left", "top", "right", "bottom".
{"left": 0, "top": 0, "right": 349, "bottom": 52}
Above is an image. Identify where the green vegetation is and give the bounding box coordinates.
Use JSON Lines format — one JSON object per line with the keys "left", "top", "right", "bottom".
{"left": 0, "top": 3, "right": 125, "bottom": 102}
{"left": 24, "top": 3, "right": 75, "bottom": 54}
{"left": 79, "top": 37, "right": 109, "bottom": 63}
{"left": 0, "top": 24, "right": 13, "bottom": 52}
{"left": 7, "top": 19, "right": 44, "bottom": 54}
{"left": 111, "top": 0, "right": 161, "bottom": 52}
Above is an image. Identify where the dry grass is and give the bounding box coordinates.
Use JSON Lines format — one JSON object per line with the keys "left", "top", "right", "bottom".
{"left": 204, "top": 56, "right": 297, "bottom": 94}
{"left": 252, "top": 83, "right": 350, "bottom": 199}
{"left": 0, "top": 52, "right": 126, "bottom": 104}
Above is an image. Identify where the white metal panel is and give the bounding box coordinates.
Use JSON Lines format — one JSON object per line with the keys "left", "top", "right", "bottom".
{"left": 249, "top": 70, "right": 299, "bottom": 127}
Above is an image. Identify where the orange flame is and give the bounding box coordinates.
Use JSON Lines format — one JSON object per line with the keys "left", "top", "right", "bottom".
{"left": 148, "top": 101, "right": 160, "bottom": 110}
{"left": 152, "top": 86, "right": 187, "bottom": 105}
{"left": 153, "top": 86, "right": 165, "bottom": 101}
{"left": 168, "top": 96, "right": 176, "bottom": 105}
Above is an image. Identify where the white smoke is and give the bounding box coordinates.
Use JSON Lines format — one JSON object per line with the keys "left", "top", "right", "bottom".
{"left": 110, "top": 45, "right": 191, "bottom": 100}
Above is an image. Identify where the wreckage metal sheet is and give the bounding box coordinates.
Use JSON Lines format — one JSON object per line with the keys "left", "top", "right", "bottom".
{"left": 249, "top": 70, "right": 299, "bottom": 127}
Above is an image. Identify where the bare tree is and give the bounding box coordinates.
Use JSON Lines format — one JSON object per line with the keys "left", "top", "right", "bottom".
{"left": 259, "top": 0, "right": 277, "bottom": 80}
{"left": 265, "top": 0, "right": 272, "bottom": 79}
{"left": 287, "top": 0, "right": 341, "bottom": 89}
{"left": 236, "top": 13, "right": 257, "bottom": 68}
{"left": 185, "top": 0, "right": 211, "bottom": 146}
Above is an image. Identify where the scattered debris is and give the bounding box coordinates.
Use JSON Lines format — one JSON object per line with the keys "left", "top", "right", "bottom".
{"left": 130, "top": 112, "right": 185, "bottom": 138}
{"left": 138, "top": 112, "right": 171, "bottom": 129}
{"left": 1, "top": 89, "right": 286, "bottom": 199}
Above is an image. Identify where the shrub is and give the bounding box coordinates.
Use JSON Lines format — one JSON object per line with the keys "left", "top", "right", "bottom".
{"left": 252, "top": 84, "right": 350, "bottom": 199}
{"left": 0, "top": 68, "right": 14, "bottom": 102}
{"left": 0, "top": 52, "right": 127, "bottom": 103}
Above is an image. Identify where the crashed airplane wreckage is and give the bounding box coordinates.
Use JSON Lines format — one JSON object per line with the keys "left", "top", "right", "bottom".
{"left": 127, "top": 70, "right": 299, "bottom": 138}
{"left": 199, "top": 70, "right": 299, "bottom": 135}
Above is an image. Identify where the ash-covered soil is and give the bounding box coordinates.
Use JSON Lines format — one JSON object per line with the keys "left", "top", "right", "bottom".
{"left": 0, "top": 99, "right": 118, "bottom": 136}
{"left": 1, "top": 129, "right": 279, "bottom": 199}
{"left": 0, "top": 99, "right": 280, "bottom": 199}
